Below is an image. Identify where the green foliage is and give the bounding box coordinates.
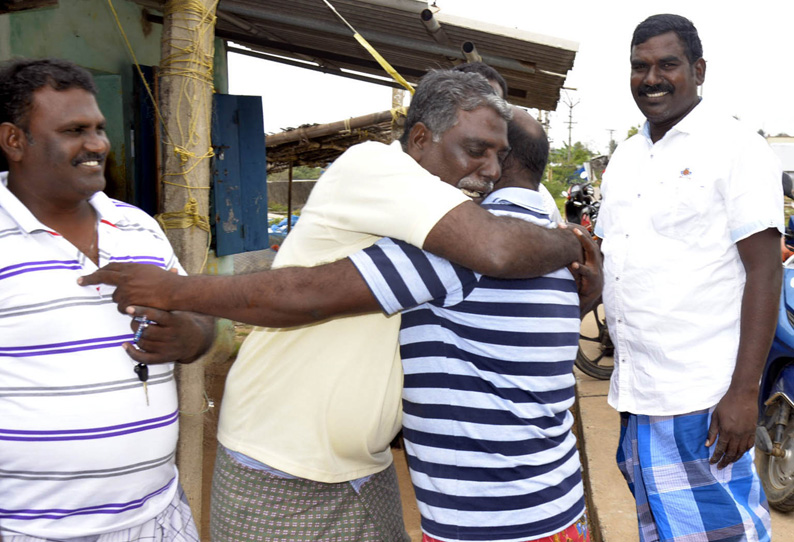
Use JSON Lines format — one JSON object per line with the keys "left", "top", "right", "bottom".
{"left": 547, "top": 142, "right": 596, "bottom": 187}
{"left": 543, "top": 141, "right": 598, "bottom": 217}
{"left": 268, "top": 166, "right": 322, "bottom": 181}
{"left": 626, "top": 125, "right": 641, "bottom": 139}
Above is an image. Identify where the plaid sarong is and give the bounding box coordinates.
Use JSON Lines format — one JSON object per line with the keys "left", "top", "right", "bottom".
{"left": 210, "top": 445, "right": 410, "bottom": 541}
{"left": 617, "top": 409, "right": 771, "bottom": 542}
{"left": 4, "top": 483, "right": 198, "bottom": 542}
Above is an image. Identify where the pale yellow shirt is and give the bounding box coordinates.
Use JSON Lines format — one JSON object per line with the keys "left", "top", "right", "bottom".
{"left": 217, "top": 141, "right": 470, "bottom": 482}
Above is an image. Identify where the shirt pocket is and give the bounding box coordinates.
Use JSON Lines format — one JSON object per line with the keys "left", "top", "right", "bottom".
{"left": 650, "top": 174, "right": 711, "bottom": 239}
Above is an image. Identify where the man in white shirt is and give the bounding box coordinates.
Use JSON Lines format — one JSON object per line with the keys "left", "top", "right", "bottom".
{"left": 596, "top": 14, "right": 782, "bottom": 542}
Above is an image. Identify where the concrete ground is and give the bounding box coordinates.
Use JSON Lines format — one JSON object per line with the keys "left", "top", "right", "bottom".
{"left": 575, "top": 369, "right": 794, "bottom": 541}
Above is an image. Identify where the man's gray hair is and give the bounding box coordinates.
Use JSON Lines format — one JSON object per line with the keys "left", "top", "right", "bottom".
{"left": 400, "top": 70, "right": 512, "bottom": 146}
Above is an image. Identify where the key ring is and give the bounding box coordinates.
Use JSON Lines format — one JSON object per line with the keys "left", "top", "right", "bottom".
{"left": 132, "top": 316, "right": 153, "bottom": 351}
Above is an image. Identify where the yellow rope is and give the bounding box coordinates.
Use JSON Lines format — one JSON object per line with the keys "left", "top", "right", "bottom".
{"left": 155, "top": 197, "right": 211, "bottom": 234}
{"left": 390, "top": 106, "right": 407, "bottom": 122}
{"left": 107, "top": 0, "right": 217, "bottom": 272}
{"left": 321, "top": 0, "right": 415, "bottom": 94}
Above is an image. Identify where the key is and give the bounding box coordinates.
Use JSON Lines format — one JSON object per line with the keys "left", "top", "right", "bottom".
{"left": 134, "top": 363, "right": 149, "bottom": 406}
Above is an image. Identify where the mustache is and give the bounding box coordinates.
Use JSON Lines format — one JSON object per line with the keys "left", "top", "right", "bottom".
{"left": 638, "top": 83, "right": 674, "bottom": 96}
{"left": 71, "top": 152, "right": 106, "bottom": 166}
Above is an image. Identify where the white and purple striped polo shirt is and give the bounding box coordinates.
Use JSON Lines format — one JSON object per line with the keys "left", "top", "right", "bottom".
{"left": 0, "top": 172, "right": 184, "bottom": 539}
{"left": 350, "top": 187, "right": 585, "bottom": 542}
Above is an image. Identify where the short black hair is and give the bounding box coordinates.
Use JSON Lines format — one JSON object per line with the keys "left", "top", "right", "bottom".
{"left": 0, "top": 57, "right": 97, "bottom": 130}
{"left": 452, "top": 62, "right": 508, "bottom": 98}
{"left": 631, "top": 14, "right": 703, "bottom": 64}
{"left": 505, "top": 114, "right": 549, "bottom": 186}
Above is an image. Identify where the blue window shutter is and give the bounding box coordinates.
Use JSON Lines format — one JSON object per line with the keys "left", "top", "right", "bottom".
{"left": 211, "top": 94, "right": 269, "bottom": 256}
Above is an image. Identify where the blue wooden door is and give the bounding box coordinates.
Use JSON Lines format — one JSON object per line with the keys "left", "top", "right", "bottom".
{"left": 211, "top": 94, "right": 269, "bottom": 256}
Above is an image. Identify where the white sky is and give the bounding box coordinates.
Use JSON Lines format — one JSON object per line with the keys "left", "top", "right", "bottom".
{"left": 228, "top": 0, "right": 794, "bottom": 156}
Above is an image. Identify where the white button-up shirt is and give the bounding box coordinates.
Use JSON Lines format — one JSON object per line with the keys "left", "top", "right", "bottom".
{"left": 596, "top": 100, "right": 783, "bottom": 415}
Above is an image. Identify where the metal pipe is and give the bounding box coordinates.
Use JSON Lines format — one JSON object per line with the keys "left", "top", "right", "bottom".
{"left": 420, "top": 9, "right": 450, "bottom": 45}
{"left": 218, "top": 1, "right": 537, "bottom": 75}
{"left": 462, "top": 41, "right": 482, "bottom": 63}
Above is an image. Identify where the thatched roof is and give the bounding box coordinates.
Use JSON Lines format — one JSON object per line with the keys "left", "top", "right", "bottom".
{"left": 265, "top": 108, "right": 404, "bottom": 173}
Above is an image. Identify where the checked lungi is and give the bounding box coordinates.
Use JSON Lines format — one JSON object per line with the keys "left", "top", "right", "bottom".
{"left": 210, "top": 445, "right": 410, "bottom": 542}
{"left": 617, "top": 409, "right": 771, "bottom": 542}
{"left": 4, "top": 484, "right": 198, "bottom": 542}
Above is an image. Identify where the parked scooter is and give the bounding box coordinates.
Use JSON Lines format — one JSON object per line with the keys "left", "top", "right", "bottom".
{"left": 563, "top": 180, "right": 599, "bottom": 234}
{"left": 755, "top": 216, "right": 794, "bottom": 511}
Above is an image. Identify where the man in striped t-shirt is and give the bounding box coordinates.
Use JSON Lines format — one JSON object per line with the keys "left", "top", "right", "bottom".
{"left": 0, "top": 59, "right": 215, "bottom": 541}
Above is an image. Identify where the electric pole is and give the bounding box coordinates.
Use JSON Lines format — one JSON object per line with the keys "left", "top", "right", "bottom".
{"left": 561, "top": 92, "right": 579, "bottom": 162}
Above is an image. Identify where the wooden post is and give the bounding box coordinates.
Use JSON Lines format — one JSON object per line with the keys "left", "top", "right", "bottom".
{"left": 287, "top": 161, "right": 293, "bottom": 233}
{"left": 158, "top": 0, "right": 218, "bottom": 527}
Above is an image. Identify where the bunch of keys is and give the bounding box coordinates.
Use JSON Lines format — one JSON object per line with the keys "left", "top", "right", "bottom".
{"left": 132, "top": 316, "right": 153, "bottom": 405}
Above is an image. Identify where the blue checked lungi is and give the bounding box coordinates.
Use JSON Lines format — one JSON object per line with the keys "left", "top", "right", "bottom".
{"left": 617, "top": 409, "right": 771, "bottom": 542}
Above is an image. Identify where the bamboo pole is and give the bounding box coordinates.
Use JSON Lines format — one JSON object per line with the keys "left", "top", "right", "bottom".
{"left": 265, "top": 109, "right": 398, "bottom": 147}
{"left": 158, "top": 0, "right": 218, "bottom": 527}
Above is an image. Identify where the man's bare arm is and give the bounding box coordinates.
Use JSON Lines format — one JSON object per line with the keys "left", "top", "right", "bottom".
{"left": 706, "top": 227, "right": 781, "bottom": 468}
{"left": 79, "top": 259, "right": 381, "bottom": 328}
{"left": 424, "top": 200, "right": 583, "bottom": 279}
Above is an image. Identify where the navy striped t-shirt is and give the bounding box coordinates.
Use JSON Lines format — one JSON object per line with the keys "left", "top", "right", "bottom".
{"left": 350, "top": 187, "right": 585, "bottom": 542}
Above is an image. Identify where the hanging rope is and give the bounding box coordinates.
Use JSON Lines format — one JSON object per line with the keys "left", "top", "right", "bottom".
{"left": 320, "top": 0, "right": 415, "bottom": 94}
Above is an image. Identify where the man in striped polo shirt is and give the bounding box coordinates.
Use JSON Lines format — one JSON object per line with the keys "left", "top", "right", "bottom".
{"left": 0, "top": 58, "right": 215, "bottom": 542}
{"left": 86, "top": 106, "right": 600, "bottom": 542}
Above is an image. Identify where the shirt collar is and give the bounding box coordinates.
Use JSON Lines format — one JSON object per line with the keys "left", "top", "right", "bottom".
{"left": 0, "top": 171, "right": 127, "bottom": 233}
{"left": 641, "top": 97, "right": 710, "bottom": 142}
{"left": 482, "top": 186, "right": 546, "bottom": 212}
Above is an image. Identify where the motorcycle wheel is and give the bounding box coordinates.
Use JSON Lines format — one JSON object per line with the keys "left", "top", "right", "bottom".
{"left": 756, "top": 402, "right": 794, "bottom": 511}
{"left": 575, "top": 303, "right": 614, "bottom": 380}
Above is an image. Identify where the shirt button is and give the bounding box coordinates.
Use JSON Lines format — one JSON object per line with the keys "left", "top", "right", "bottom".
{"left": 625, "top": 234, "right": 629, "bottom": 238}
{"left": 615, "top": 276, "right": 620, "bottom": 281}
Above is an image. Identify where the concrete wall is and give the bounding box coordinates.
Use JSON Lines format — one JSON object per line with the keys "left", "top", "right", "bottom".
{"left": 267, "top": 179, "right": 317, "bottom": 209}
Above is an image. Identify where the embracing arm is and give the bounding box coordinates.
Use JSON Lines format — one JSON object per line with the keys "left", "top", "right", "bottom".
{"left": 79, "top": 259, "right": 381, "bottom": 328}
{"left": 423, "top": 200, "right": 584, "bottom": 279}
{"left": 706, "top": 227, "right": 782, "bottom": 468}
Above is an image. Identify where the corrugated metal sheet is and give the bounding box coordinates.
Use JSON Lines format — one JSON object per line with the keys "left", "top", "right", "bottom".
{"left": 140, "top": 0, "right": 577, "bottom": 111}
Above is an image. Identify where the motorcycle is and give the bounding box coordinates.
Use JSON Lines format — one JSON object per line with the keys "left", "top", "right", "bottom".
{"left": 563, "top": 180, "right": 600, "bottom": 234}
{"left": 755, "top": 216, "right": 794, "bottom": 511}
{"left": 568, "top": 186, "right": 612, "bottom": 380}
